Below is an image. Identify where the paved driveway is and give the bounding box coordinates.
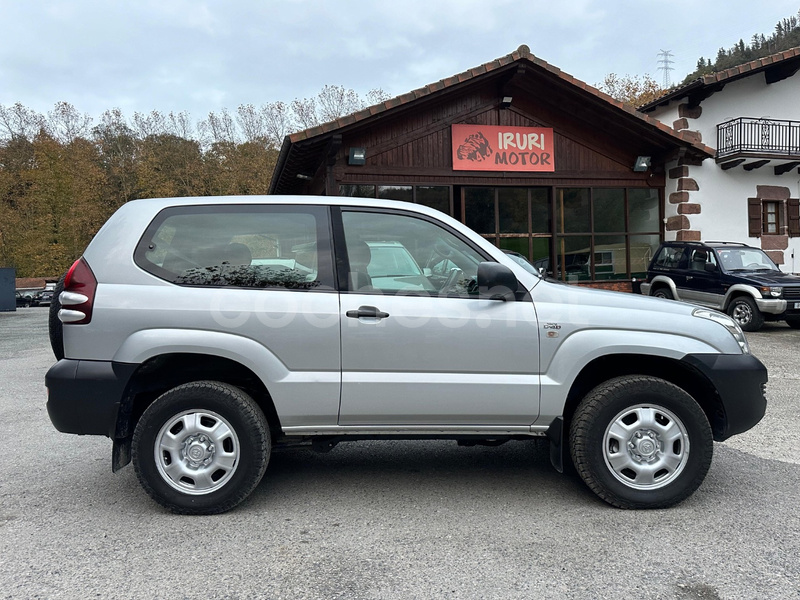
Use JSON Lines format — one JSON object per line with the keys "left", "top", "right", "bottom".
{"left": 0, "top": 309, "right": 798, "bottom": 599}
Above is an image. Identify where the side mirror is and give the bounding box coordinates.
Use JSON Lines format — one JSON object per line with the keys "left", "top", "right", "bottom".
{"left": 705, "top": 263, "right": 718, "bottom": 273}
{"left": 478, "top": 262, "right": 518, "bottom": 301}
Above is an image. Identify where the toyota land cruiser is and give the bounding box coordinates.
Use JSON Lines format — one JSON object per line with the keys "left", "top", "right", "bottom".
{"left": 45, "top": 196, "right": 768, "bottom": 514}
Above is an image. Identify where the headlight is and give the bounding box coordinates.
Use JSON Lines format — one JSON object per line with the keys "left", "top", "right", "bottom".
{"left": 760, "top": 286, "right": 782, "bottom": 298}
{"left": 692, "top": 308, "right": 750, "bottom": 354}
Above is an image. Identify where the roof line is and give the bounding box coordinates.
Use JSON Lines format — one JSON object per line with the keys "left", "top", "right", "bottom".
{"left": 639, "top": 45, "right": 800, "bottom": 111}
{"left": 284, "top": 44, "right": 713, "bottom": 157}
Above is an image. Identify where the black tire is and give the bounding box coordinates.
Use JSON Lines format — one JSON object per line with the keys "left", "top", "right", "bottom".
{"left": 652, "top": 287, "right": 674, "bottom": 300}
{"left": 49, "top": 273, "right": 66, "bottom": 360}
{"left": 727, "top": 296, "right": 764, "bottom": 332}
{"left": 132, "top": 381, "right": 270, "bottom": 515}
{"left": 569, "top": 375, "right": 713, "bottom": 509}
{"left": 786, "top": 317, "right": 800, "bottom": 330}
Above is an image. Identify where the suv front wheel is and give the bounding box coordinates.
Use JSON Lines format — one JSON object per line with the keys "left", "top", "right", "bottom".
{"left": 727, "top": 296, "right": 764, "bottom": 332}
{"left": 132, "top": 381, "right": 271, "bottom": 514}
{"left": 569, "top": 375, "right": 713, "bottom": 509}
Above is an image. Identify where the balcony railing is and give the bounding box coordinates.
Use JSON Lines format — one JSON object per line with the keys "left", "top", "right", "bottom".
{"left": 717, "top": 117, "right": 800, "bottom": 159}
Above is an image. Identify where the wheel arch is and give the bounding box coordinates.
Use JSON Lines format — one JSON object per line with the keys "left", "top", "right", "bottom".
{"left": 722, "top": 285, "right": 761, "bottom": 311}
{"left": 647, "top": 276, "right": 679, "bottom": 299}
{"left": 560, "top": 353, "right": 724, "bottom": 445}
{"left": 113, "top": 352, "right": 282, "bottom": 471}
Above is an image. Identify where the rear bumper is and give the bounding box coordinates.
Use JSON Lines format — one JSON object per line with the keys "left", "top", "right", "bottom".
{"left": 45, "top": 359, "right": 137, "bottom": 438}
{"left": 681, "top": 353, "right": 768, "bottom": 440}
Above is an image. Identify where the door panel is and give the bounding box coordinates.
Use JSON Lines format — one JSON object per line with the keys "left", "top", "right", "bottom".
{"left": 337, "top": 209, "right": 540, "bottom": 426}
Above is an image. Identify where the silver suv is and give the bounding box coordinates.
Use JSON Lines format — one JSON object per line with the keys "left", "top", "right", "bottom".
{"left": 46, "top": 196, "right": 767, "bottom": 514}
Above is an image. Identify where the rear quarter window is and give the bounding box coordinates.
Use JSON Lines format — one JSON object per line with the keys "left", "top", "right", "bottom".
{"left": 134, "top": 204, "right": 335, "bottom": 290}
{"left": 653, "top": 246, "right": 685, "bottom": 269}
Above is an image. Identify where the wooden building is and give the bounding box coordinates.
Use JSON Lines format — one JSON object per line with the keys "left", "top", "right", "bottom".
{"left": 269, "top": 45, "right": 713, "bottom": 290}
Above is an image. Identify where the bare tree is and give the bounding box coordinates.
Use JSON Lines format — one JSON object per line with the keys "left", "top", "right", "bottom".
{"left": 166, "top": 111, "right": 196, "bottom": 140}
{"left": 202, "top": 109, "right": 239, "bottom": 145}
{"left": 316, "top": 85, "right": 362, "bottom": 123}
{"left": 46, "top": 102, "right": 93, "bottom": 143}
{"left": 365, "top": 88, "right": 391, "bottom": 106}
{"left": 132, "top": 111, "right": 167, "bottom": 138}
{"left": 0, "top": 102, "right": 45, "bottom": 141}
{"left": 260, "top": 101, "right": 293, "bottom": 147}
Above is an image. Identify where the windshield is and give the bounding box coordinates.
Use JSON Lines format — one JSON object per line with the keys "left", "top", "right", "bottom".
{"left": 716, "top": 247, "right": 779, "bottom": 272}
{"left": 503, "top": 251, "right": 540, "bottom": 276}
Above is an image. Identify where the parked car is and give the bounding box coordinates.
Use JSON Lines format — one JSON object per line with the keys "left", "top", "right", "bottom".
{"left": 640, "top": 240, "right": 800, "bottom": 331}
{"left": 15, "top": 291, "right": 31, "bottom": 308}
{"left": 45, "top": 196, "right": 767, "bottom": 514}
{"left": 32, "top": 290, "right": 54, "bottom": 307}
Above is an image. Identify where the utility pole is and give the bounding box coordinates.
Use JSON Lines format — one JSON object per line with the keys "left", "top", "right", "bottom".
{"left": 657, "top": 50, "right": 675, "bottom": 88}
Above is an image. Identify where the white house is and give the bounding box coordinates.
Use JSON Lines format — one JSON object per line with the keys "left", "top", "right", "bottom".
{"left": 640, "top": 47, "right": 800, "bottom": 274}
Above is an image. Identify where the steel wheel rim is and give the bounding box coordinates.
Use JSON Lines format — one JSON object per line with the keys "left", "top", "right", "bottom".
{"left": 154, "top": 409, "right": 240, "bottom": 495}
{"left": 731, "top": 302, "right": 752, "bottom": 325}
{"left": 603, "top": 404, "right": 690, "bottom": 490}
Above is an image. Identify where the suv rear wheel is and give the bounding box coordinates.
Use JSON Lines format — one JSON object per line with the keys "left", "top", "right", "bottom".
{"left": 727, "top": 296, "right": 764, "bottom": 332}
{"left": 132, "top": 381, "right": 270, "bottom": 514}
{"left": 652, "top": 287, "right": 674, "bottom": 300}
{"left": 569, "top": 375, "right": 713, "bottom": 509}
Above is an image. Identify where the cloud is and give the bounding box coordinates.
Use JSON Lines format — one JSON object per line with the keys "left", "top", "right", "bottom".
{"left": 2, "top": 0, "right": 799, "bottom": 121}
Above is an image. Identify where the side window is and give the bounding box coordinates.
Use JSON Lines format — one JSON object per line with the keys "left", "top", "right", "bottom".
{"left": 135, "top": 205, "right": 334, "bottom": 290}
{"left": 688, "top": 248, "right": 716, "bottom": 272}
{"left": 341, "top": 210, "right": 485, "bottom": 296}
{"left": 653, "top": 246, "right": 684, "bottom": 269}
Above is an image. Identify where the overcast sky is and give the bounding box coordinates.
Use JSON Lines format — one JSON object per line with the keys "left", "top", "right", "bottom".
{"left": 2, "top": 0, "right": 799, "bottom": 123}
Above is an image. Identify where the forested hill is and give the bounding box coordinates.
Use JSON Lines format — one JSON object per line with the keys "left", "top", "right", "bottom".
{"left": 683, "top": 11, "right": 800, "bottom": 83}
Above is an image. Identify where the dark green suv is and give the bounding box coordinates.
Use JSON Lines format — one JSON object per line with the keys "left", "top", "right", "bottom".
{"left": 641, "top": 241, "right": 800, "bottom": 331}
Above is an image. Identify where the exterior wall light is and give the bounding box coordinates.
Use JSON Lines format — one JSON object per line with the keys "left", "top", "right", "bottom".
{"left": 348, "top": 147, "right": 367, "bottom": 165}
{"left": 633, "top": 156, "right": 651, "bottom": 172}
{"left": 296, "top": 174, "right": 313, "bottom": 180}
{"left": 500, "top": 96, "right": 513, "bottom": 109}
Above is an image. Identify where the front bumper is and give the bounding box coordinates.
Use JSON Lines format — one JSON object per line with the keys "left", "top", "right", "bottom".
{"left": 45, "top": 359, "right": 138, "bottom": 438}
{"left": 681, "top": 353, "right": 767, "bottom": 440}
{"left": 755, "top": 297, "right": 787, "bottom": 315}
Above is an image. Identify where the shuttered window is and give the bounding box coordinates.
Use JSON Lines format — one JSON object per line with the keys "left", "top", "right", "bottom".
{"left": 747, "top": 197, "right": 762, "bottom": 237}
{"left": 789, "top": 198, "right": 800, "bottom": 237}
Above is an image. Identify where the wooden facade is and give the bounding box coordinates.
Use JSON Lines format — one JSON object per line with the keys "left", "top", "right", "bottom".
{"left": 270, "top": 46, "right": 713, "bottom": 289}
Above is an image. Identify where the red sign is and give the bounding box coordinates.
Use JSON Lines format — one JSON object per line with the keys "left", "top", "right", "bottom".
{"left": 451, "top": 124, "right": 554, "bottom": 172}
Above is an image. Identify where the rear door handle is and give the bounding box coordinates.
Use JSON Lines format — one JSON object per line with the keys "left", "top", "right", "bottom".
{"left": 346, "top": 305, "right": 390, "bottom": 319}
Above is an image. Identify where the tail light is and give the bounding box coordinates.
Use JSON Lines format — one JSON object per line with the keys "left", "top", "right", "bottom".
{"left": 59, "top": 258, "right": 97, "bottom": 325}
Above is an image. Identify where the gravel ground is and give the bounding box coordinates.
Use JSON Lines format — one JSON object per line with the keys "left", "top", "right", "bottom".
{"left": 0, "top": 308, "right": 798, "bottom": 600}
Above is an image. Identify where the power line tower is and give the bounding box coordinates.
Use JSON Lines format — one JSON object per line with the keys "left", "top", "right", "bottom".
{"left": 657, "top": 50, "right": 675, "bottom": 88}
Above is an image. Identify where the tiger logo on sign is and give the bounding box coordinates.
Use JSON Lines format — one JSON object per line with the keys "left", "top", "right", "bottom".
{"left": 456, "top": 132, "right": 492, "bottom": 162}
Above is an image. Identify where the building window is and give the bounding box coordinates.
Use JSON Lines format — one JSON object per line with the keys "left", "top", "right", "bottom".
{"left": 463, "top": 187, "right": 552, "bottom": 271}
{"left": 763, "top": 201, "right": 781, "bottom": 234}
{"left": 554, "top": 188, "right": 660, "bottom": 282}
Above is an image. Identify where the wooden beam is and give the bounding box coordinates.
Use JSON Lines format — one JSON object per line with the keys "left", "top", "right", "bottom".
{"left": 774, "top": 161, "right": 800, "bottom": 175}
{"left": 720, "top": 159, "right": 746, "bottom": 170}
{"left": 743, "top": 159, "right": 770, "bottom": 171}
{"left": 765, "top": 62, "right": 800, "bottom": 84}
{"left": 326, "top": 134, "right": 342, "bottom": 166}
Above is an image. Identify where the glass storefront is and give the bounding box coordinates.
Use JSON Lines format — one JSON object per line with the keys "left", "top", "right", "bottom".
{"left": 341, "top": 183, "right": 661, "bottom": 282}
{"left": 554, "top": 188, "right": 660, "bottom": 281}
